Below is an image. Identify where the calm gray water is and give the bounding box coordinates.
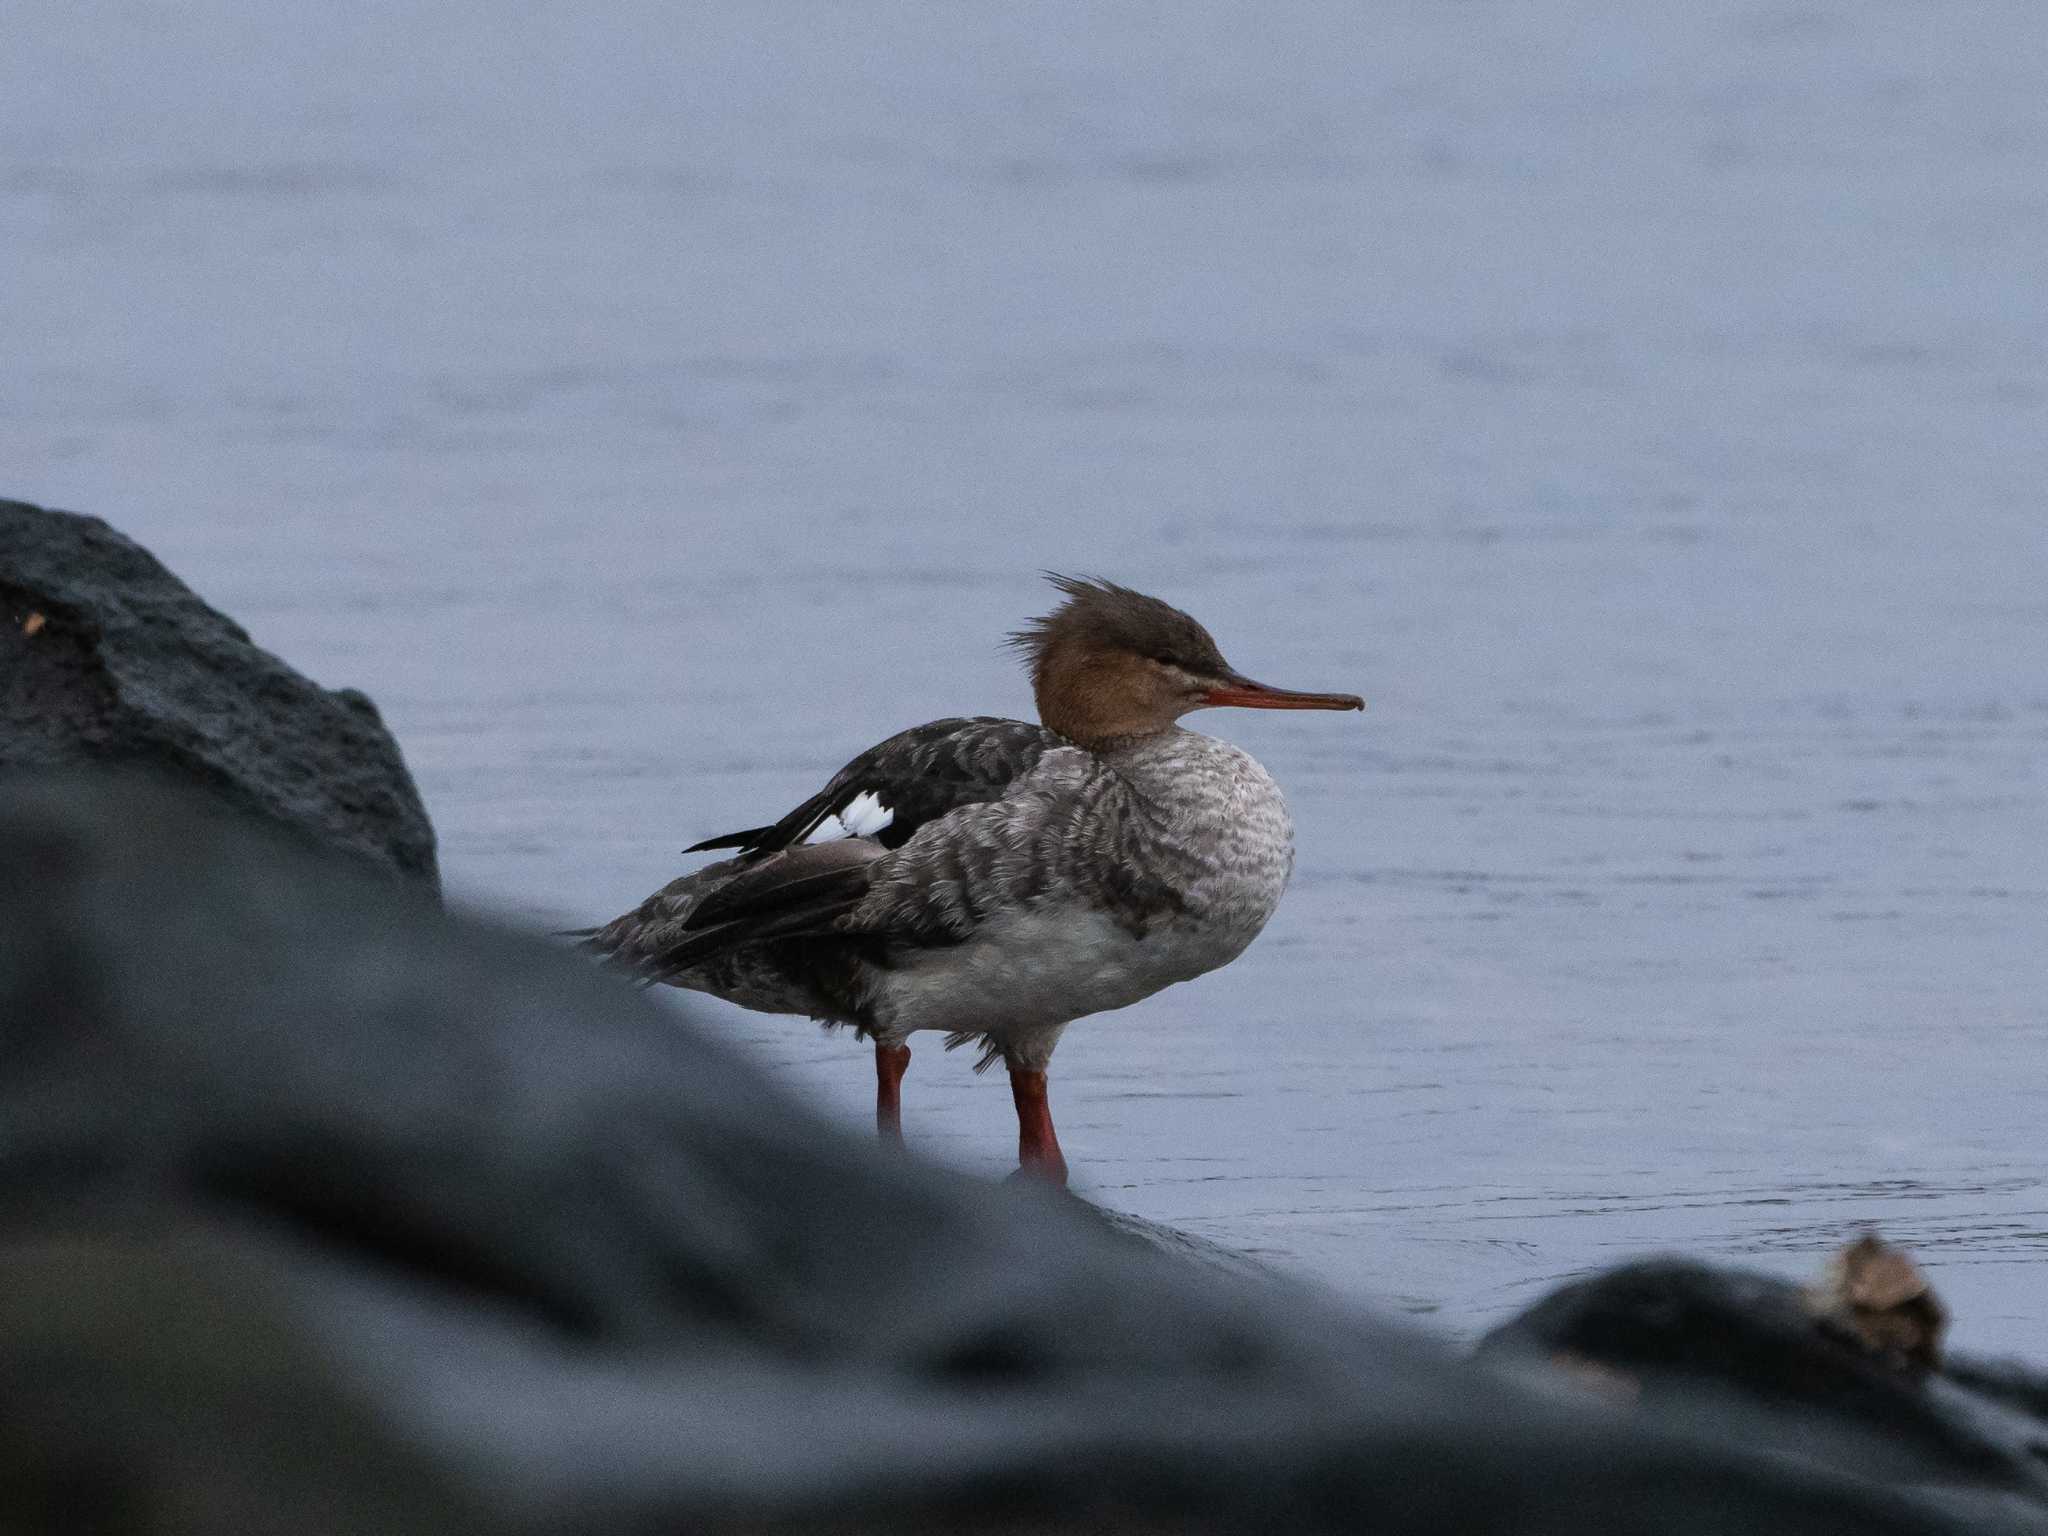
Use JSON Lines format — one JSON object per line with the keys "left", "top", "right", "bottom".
{"left": 7, "top": 3, "right": 2046, "bottom": 1351}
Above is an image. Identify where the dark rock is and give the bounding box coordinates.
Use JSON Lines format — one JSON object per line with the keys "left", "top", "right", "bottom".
{"left": 1, "top": 776, "right": 2042, "bottom": 1535}
{"left": 0, "top": 498, "right": 436, "bottom": 887}
{"left": 1478, "top": 1256, "right": 2048, "bottom": 1510}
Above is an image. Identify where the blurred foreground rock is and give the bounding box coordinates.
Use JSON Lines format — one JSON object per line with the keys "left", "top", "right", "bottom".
{"left": 2, "top": 778, "right": 2046, "bottom": 1535}
{"left": 0, "top": 498, "right": 435, "bottom": 887}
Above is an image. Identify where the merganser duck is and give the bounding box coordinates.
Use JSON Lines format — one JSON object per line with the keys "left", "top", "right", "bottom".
{"left": 575, "top": 576, "right": 1362, "bottom": 1185}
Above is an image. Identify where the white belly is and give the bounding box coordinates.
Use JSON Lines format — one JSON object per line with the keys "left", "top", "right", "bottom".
{"left": 868, "top": 903, "right": 1263, "bottom": 1042}
{"left": 856, "top": 729, "right": 1297, "bottom": 1065}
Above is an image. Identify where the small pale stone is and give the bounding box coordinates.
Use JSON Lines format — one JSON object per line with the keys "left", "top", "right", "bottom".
{"left": 1806, "top": 1232, "right": 1947, "bottom": 1374}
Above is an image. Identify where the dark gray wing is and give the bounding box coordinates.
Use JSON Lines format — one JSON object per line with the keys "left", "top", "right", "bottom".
{"left": 685, "top": 717, "right": 1060, "bottom": 860}
{"left": 632, "top": 718, "right": 1061, "bottom": 981}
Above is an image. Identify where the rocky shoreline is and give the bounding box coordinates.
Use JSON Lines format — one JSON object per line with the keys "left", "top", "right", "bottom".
{"left": 1, "top": 498, "right": 436, "bottom": 888}
{"left": 4, "top": 499, "right": 2045, "bottom": 1534}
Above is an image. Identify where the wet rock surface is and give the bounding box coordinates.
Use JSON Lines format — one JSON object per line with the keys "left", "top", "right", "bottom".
{"left": 2, "top": 777, "right": 2045, "bottom": 1535}
{"left": 0, "top": 498, "right": 436, "bottom": 887}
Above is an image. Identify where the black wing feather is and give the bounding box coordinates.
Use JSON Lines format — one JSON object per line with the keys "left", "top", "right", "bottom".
{"left": 683, "top": 825, "right": 774, "bottom": 854}
{"left": 645, "top": 875, "right": 870, "bottom": 977}
{"left": 685, "top": 717, "right": 1060, "bottom": 861}
{"left": 641, "top": 842, "right": 878, "bottom": 979}
{"left": 687, "top": 858, "right": 872, "bottom": 931}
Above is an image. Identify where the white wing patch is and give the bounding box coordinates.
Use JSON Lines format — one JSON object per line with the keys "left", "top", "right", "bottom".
{"left": 838, "top": 790, "right": 895, "bottom": 837}
{"left": 803, "top": 790, "right": 894, "bottom": 844}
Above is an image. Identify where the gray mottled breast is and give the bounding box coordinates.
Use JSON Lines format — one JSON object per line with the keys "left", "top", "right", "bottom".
{"left": 1102, "top": 729, "right": 1295, "bottom": 965}
{"left": 856, "top": 728, "right": 1296, "bottom": 1040}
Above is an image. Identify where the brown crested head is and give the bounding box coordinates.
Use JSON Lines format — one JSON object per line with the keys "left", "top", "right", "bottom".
{"left": 1008, "top": 574, "right": 1363, "bottom": 749}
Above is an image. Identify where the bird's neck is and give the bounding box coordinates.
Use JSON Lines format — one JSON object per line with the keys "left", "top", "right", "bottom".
{"left": 1033, "top": 648, "right": 1181, "bottom": 748}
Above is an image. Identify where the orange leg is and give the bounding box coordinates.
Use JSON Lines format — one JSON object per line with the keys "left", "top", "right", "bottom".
{"left": 874, "top": 1041, "right": 912, "bottom": 1146}
{"left": 1008, "top": 1066, "right": 1069, "bottom": 1187}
